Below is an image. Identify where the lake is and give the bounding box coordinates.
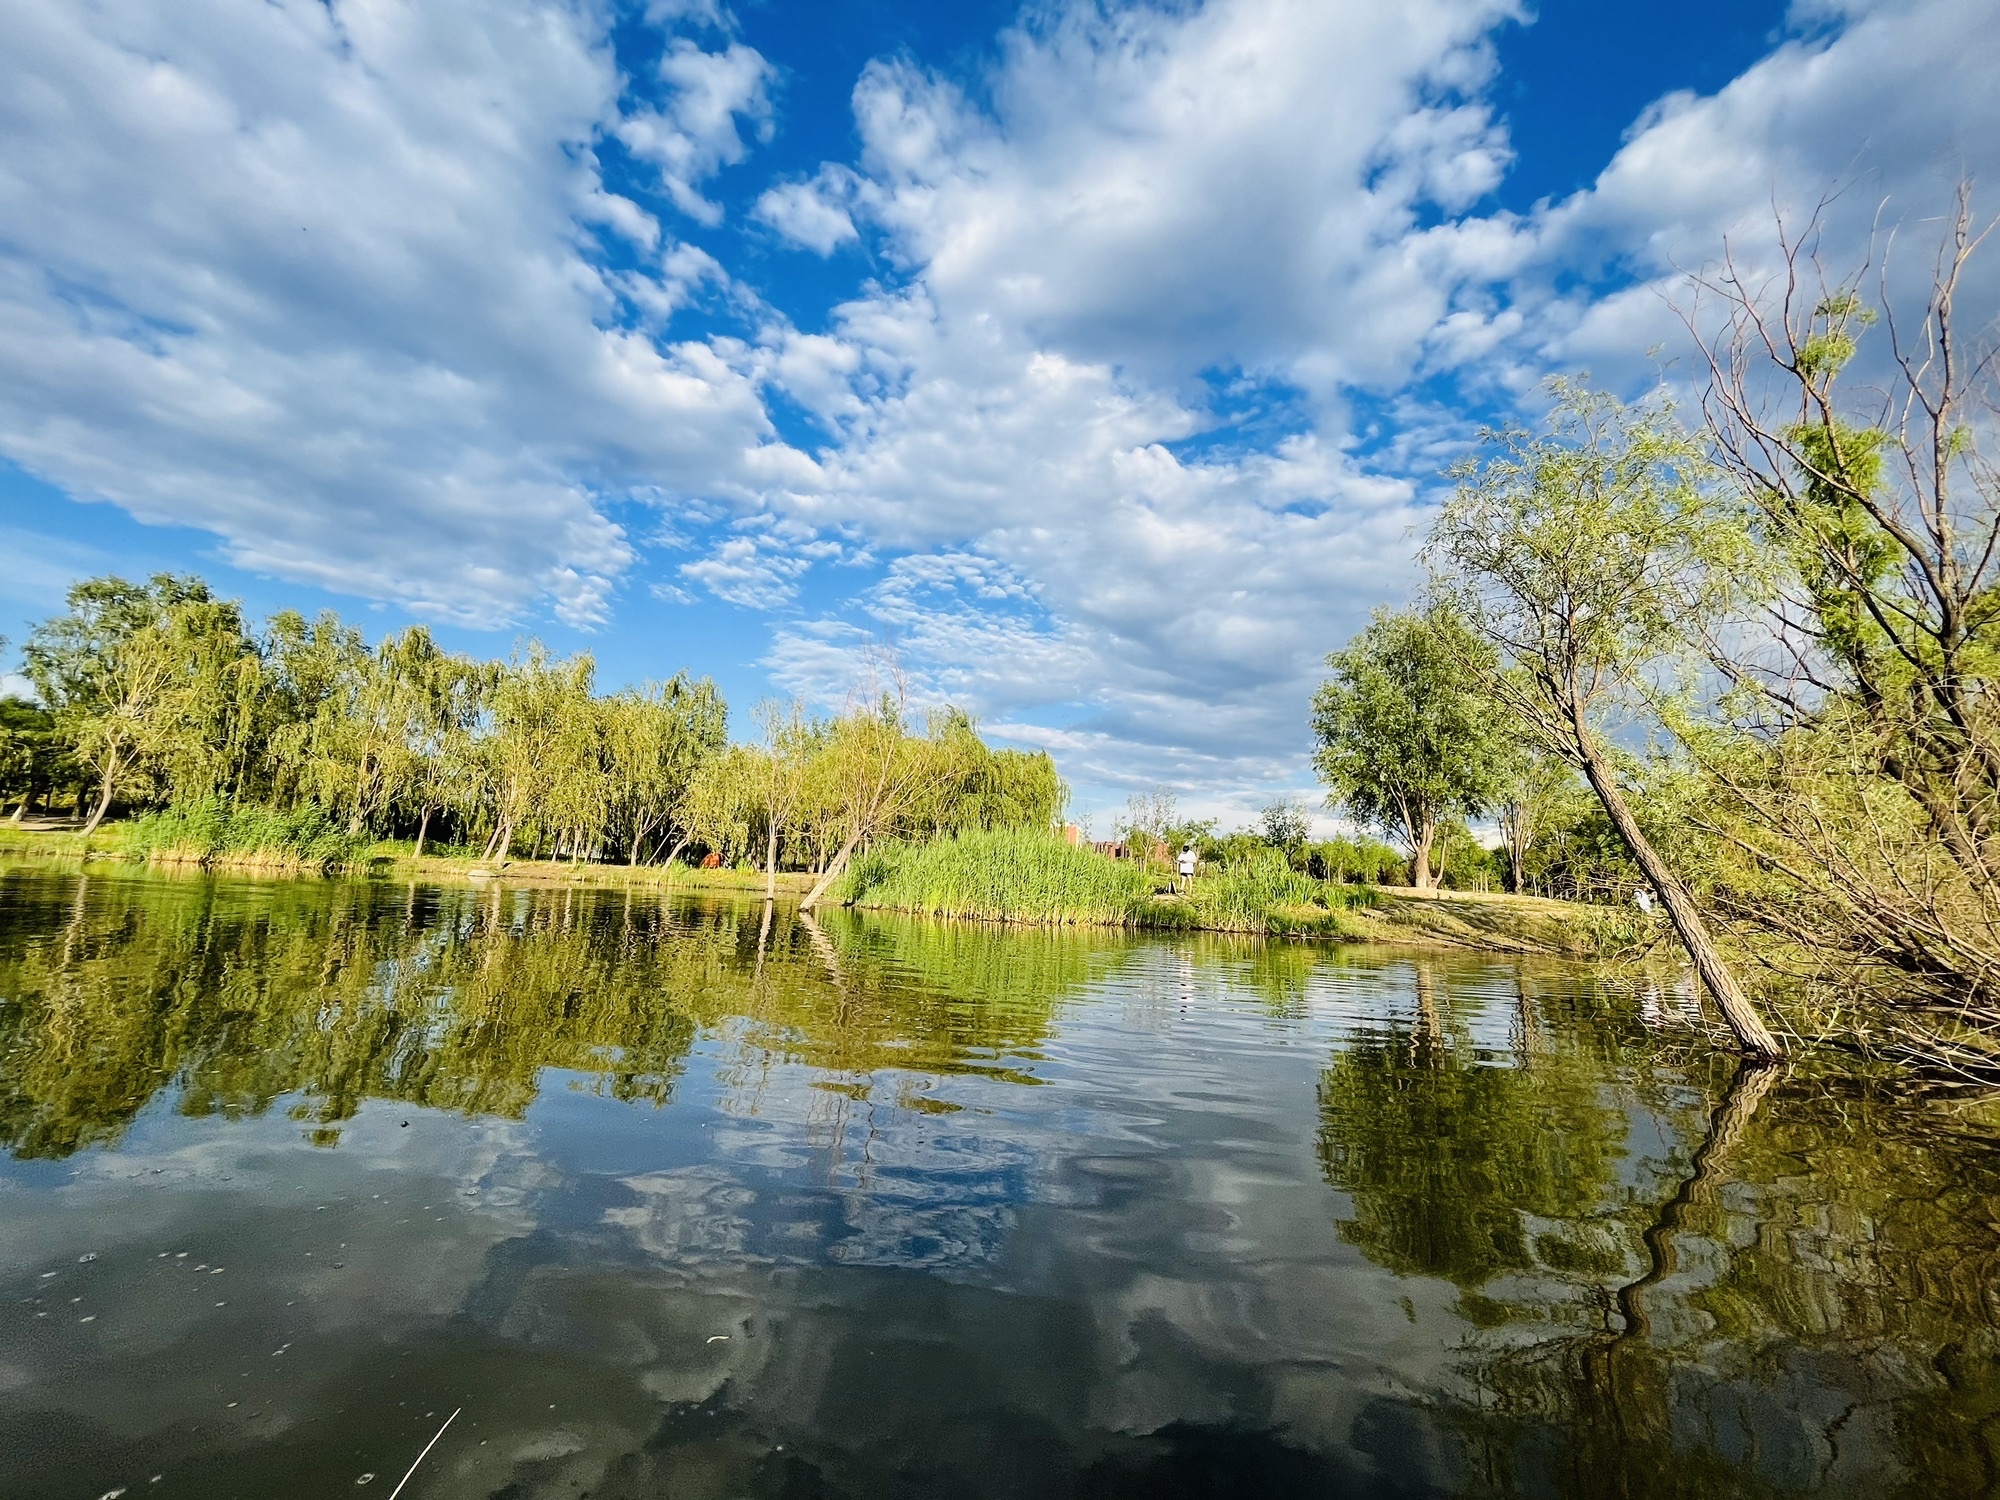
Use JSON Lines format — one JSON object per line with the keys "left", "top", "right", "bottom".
{"left": 1, "top": 865, "right": 1997, "bottom": 1499}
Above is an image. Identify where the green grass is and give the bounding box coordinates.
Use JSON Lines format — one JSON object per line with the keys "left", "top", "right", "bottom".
{"left": 839, "top": 827, "right": 1156, "bottom": 924}
{"left": 836, "top": 829, "right": 1375, "bottom": 936}
{"left": 114, "top": 799, "right": 375, "bottom": 874}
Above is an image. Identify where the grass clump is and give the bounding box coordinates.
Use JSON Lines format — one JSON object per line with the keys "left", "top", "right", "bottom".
{"left": 837, "top": 829, "right": 1375, "bottom": 936}
{"left": 1179, "top": 851, "right": 1375, "bottom": 936}
{"left": 115, "top": 799, "right": 375, "bottom": 873}
{"left": 839, "top": 827, "right": 1155, "bottom": 925}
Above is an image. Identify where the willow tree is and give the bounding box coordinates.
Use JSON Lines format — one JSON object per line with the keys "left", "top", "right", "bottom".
{"left": 798, "top": 696, "right": 954, "bottom": 911}
{"left": 1432, "top": 382, "right": 1782, "bottom": 1059}
{"left": 601, "top": 675, "right": 727, "bottom": 865}
{"left": 748, "top": 699, "right": 816, "bottom": 901}
{"left": 397, "top": 640, "right": 493, "bottom": 858}
{"left": 1, "top": 697, "right": 63, "bottom": 822}
{"left": 23, "top": 574, "right": 250, "bottom": 834}
{"left": 1311, "top": 603, "right": 1509, "bottom": 893}
{"left": 905, "top": 708, "right": 1065, "bottom": 837}
{"left": 277, "top": 625, "right": 470, "bottom": 837}
{"left": 486, "top": 648, "right": 597, "bottom": 860}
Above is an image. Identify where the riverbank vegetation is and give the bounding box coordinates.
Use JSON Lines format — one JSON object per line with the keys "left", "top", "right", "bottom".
{"left": 1307, "top": 195, "right": 2000, "bottom": 1078}
{"left": 0, "top": 584, "right": 1061, "bottom": 879}
{"left": 835, "top": 826, "right": 1376, "bottom": 937}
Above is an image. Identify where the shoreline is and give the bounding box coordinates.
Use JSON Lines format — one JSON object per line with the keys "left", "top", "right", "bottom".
{"left": 0, "top": 822, "right": 1637, "bottom": 954}
{"left": 844, "top": 885, "right": 1644, "bottom": 957}
{"left": 0, "top": 823, "right": 815, "bottom": 896}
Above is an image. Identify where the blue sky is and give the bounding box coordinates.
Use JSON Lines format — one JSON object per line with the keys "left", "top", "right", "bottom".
{"left": 1, "top": 0, "right": 1994, "bottom": 830}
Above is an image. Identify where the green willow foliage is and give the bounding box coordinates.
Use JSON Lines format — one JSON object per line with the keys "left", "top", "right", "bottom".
{"left": 11, "top": 573, "right": 1063, "bottom": 871}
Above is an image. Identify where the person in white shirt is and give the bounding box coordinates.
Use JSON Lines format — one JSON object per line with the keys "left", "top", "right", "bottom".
{"left": 1176, "top": 843, "right": 1198, "bottom": 893}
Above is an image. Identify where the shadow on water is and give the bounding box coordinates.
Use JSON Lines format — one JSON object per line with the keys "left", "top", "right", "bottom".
{"left": 1, "top": 866, "right": 1998, "bottom": 1497}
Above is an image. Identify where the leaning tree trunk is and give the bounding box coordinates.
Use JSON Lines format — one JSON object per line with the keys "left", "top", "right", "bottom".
{"left": 764, "top": 820, "right": 780, "bottom": 902}
{"left": 80, "top": 752, "right": 121, "bottom": 837}
{"left": 799, "top": 829, "right": 863, "bottom": 912}
{"left": 413, "top": 804, "right": 433, "bottom": 860}
{"left": 1572, "top": 713, "right": 1783, "bottom": 1059}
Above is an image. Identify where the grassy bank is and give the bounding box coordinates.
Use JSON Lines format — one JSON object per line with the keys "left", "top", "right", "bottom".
{"left": 835, "top": 828, "right": 1376, "bottom": 937}
{"left": 0, "top": 818, "right": 809, "bottom": 894}
{"left": 114, "top": 800, "right": 375, "bottom": 873}
{"left": 833, "top": 828, "right": 1659, "bottom": 956}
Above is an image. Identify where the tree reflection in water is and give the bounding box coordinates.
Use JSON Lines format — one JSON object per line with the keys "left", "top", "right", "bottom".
{"left": 0, "top": 867, "right": 1120, "bottom": 1159}
{"left": 6, "top": 870, "right": 2000, "bottom": 1497}
{"left": 1316, "top": 959, "right": 2000, "bottom": 1498}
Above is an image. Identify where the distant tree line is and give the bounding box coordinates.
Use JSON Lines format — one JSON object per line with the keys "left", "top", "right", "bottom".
{"left": 0, "top": 580, "right": 1063, "bottom": 878}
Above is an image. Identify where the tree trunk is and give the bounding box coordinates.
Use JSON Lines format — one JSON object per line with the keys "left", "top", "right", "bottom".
{"left": 1410, "top": 815, "right": 1436, "bottom": 893}
{"left": 799, "top": 829, "right": 862, "bottom": 912}
{"left": 1572, "top": 717, "right": 1783, "bottom": 1059}
{"left": 755, "top": 896, "right": 774, "bottom": 977}
{"left": 764, "top": 820, "right": 780, "bottom": 902}
{"left": 659, "top": 835, "right": 691, "bottom": 869}
{"left": 347, "top": 757, "right": 373, "bottom": 838}
{"left": 413, "top": 804, "right": 433, "bottom": 860}
{"left": 81, "top": 752, "right": 120, "bottom": 837}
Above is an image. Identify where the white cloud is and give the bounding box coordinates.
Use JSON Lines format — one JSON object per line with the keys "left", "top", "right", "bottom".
{"left": 0, "top": 0, "right": 796, "bottom": 627}
{"left": 5, "top": 0, "right": 1997, "bottom": 813}
{"left": 1508, "top": 0, "right": 2000, "bottom": 383}
{"left": 753, "top": 167, "right": 863, "bottom": 254}
{"left": 617, "top": 39, "right": 776, "bottom": 226}
{"left": 739, "top": 0, "right": 2000, "bottom": 811}
{"left": 742, "top": 0, "right": 1506, "bottom": 799}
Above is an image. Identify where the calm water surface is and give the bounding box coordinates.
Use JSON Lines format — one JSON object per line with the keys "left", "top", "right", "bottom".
{"left": 1, "top": 865, "right": 1998, "bottom": 1499}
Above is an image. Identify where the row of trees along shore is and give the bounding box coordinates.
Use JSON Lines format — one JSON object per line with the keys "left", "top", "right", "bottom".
{"left": 0, "top": 588, "right": 1063, "bottom": 901}
{"left": 1314, "top": 194, "right": 2000, "bottom": 1079}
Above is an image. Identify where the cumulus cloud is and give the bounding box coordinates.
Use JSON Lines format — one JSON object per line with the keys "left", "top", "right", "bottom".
{"left": 0, "top": 0, "right": 795, "bottom": 626}
{"left": 1506, "top": 0, "right": 2000, "bottom": 382}
{"left": 741, "top": 0, "right": 1513, "bottom": 801}
{"left": 5, "top": 0, "right": 1998, "bottom": 812}
{"left": 617, "top": 38, "right": 776, "bottom": 226}
{"left": 740, "top": 0, "right": 2000, "bottom": 811}
{"left": 753, "top": 166, "right": 863, "bottom": 254}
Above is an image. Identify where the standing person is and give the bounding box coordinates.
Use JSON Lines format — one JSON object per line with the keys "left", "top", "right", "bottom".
{"left": 1176, "top": 842, "right": 1198, "bottom": 894}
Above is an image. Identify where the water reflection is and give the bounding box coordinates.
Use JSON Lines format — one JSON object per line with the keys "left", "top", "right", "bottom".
{"left": 1315, "top": 960, "right": 2000, "bottom": 1498}
{"left": 0, "top": 870, "right": 1128, "bottom": 1158}
{"left": 0, "top": 866, "right": 1997, "bottom": 1498}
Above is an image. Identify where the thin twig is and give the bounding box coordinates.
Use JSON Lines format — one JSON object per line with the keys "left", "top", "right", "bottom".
{"left": 387, "top": 1407, "right": 462, "bottom": 1500}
